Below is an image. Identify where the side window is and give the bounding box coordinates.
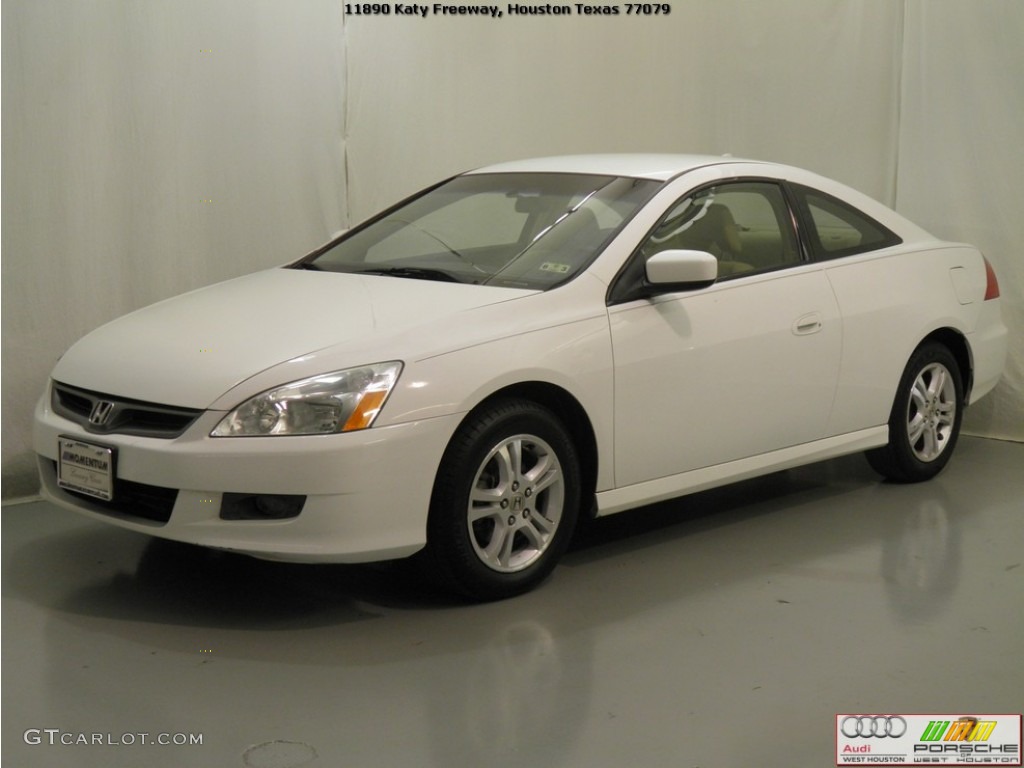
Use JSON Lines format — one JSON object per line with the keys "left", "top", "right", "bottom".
{"left": 640, "top": 182, "right": 801, "bottom": 279}
{"left": 794, "top": 185, "right": 902, "bottom": 258}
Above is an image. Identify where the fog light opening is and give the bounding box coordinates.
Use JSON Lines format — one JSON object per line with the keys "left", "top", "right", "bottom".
{"left": 220, "top": 493, "right": 306, "bottom": 521}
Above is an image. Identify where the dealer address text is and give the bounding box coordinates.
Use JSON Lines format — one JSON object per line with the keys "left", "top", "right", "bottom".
{"left": 344, "top": 3, "right": 671, "bottom": 18}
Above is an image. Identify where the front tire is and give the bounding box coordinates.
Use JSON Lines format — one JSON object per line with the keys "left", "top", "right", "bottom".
{"left": 866, "top": 342, "right": 964, "bottom": 483}
{"left": 422, "top": 399, "right": 581, "bottom": 600}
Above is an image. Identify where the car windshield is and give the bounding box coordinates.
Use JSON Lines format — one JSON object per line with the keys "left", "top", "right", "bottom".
{"left": 304, "top": 173, "right": 661, "bottom": 289}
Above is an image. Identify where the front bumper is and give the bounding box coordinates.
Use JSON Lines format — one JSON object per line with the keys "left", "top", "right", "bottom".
{"left": 34, "top": 392, "right": 461, "bottom": 563}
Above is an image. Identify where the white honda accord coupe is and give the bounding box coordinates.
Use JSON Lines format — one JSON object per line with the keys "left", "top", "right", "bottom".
{"left": 34, "top": 155, "right": 1007, "bottom": 599}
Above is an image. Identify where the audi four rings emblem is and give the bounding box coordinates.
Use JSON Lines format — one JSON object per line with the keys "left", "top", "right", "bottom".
{"left": 841, "top": 716, "right": 908, "bottom": 738}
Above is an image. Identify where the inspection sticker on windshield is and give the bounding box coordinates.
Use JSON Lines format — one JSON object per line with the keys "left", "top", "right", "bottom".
{"left": 539, "top": 262, "right": 570, "bottom": 274}
{"left": 57, "top": 437, "right": 115, "bottom": 501}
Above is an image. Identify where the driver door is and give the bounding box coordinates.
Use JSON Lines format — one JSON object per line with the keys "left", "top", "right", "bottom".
{"left": 608, "top": 181, "right": 842, "bottom": 488}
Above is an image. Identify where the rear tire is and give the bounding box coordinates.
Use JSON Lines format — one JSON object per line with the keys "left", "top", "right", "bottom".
{"left": 420, "top": 398, "right": 581, "bottom": 601}
{"left": 866, "top": 342, "right": 964, "bottom": 483}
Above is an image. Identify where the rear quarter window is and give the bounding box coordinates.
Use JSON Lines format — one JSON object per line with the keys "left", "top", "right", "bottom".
{"left": 794, "top": 184, "right": 902, "bottom": 259}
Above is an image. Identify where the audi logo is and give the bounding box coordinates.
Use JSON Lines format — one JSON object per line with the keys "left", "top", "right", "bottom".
{"left": 841, "top": 716, "right": 908, "bottom": 738}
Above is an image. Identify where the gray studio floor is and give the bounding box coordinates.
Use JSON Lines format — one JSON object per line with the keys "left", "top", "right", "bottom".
{"left": 3, "top": 436, "right": 1022, "bottom": 768}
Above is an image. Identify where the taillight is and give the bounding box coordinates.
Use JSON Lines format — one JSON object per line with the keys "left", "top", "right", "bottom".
{"left": 983, "top": 256, "right": 1000, "bottom": 300}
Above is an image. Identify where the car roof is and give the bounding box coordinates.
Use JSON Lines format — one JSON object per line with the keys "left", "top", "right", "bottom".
{"left": 465, "top": 153, "right": 940, "bottom": 246}
{"left": 466, "top": 154, "right": 763, "bottom": 181}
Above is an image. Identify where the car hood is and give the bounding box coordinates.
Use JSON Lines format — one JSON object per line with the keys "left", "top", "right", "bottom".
{"left": 52, "top": 269, "right": 535, "bottom": 409}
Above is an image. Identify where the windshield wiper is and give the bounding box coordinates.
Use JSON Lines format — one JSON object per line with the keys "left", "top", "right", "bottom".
{"left": 384, "top": 218, "right": 487, "bottom": 274}
{"left": 356, "top": 267, "right": 463, "bottom": 283}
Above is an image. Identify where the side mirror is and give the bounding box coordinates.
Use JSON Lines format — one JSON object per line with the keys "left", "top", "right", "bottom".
{"left": 644, "top": 249, "right": 718, "bottom": 294}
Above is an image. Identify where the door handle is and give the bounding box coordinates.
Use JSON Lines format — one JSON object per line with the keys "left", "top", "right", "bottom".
{"left": 792, "top": 312, "right": 823, "bottom": 335}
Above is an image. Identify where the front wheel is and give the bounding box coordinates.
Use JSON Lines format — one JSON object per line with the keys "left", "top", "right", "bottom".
{"left": 421, "top": 399, "right": 581, "bottom": 600}
{"left": 866, "top": 342, "right": 964, "bottom": 483}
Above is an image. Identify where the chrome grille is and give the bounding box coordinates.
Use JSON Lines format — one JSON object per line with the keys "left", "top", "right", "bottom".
{"left": 51, "top": 381, "right": 202, "bottom": 439}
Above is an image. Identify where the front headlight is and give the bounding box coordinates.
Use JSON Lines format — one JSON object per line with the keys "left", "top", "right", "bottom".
{"left": 211, "top": 362, "right": 403, "bottom": 437}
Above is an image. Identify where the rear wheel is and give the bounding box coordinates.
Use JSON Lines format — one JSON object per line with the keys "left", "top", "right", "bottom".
{"left": 866, "top": 342, "right": 964, "bottom": 483}
{"left": 422, "top": 399, "right": 581, "bottom": 600}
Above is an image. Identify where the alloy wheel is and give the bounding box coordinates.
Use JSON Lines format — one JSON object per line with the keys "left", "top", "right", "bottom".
{"left": 467, "top": 434, "right": 565, "bottom": 573}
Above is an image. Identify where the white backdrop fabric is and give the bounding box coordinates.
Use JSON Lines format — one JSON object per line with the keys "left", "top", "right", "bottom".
{"left": 345, "top": 1, "right": 905, "bottom": 218}
{"left": 2, "top": 1, "right": 1021, "bottom": 498}
{"left": 2, "top": 0, "right": 347, "bottom": 495}
{"left": 895, "top": 1, "right": 1024, "bottom": 441}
